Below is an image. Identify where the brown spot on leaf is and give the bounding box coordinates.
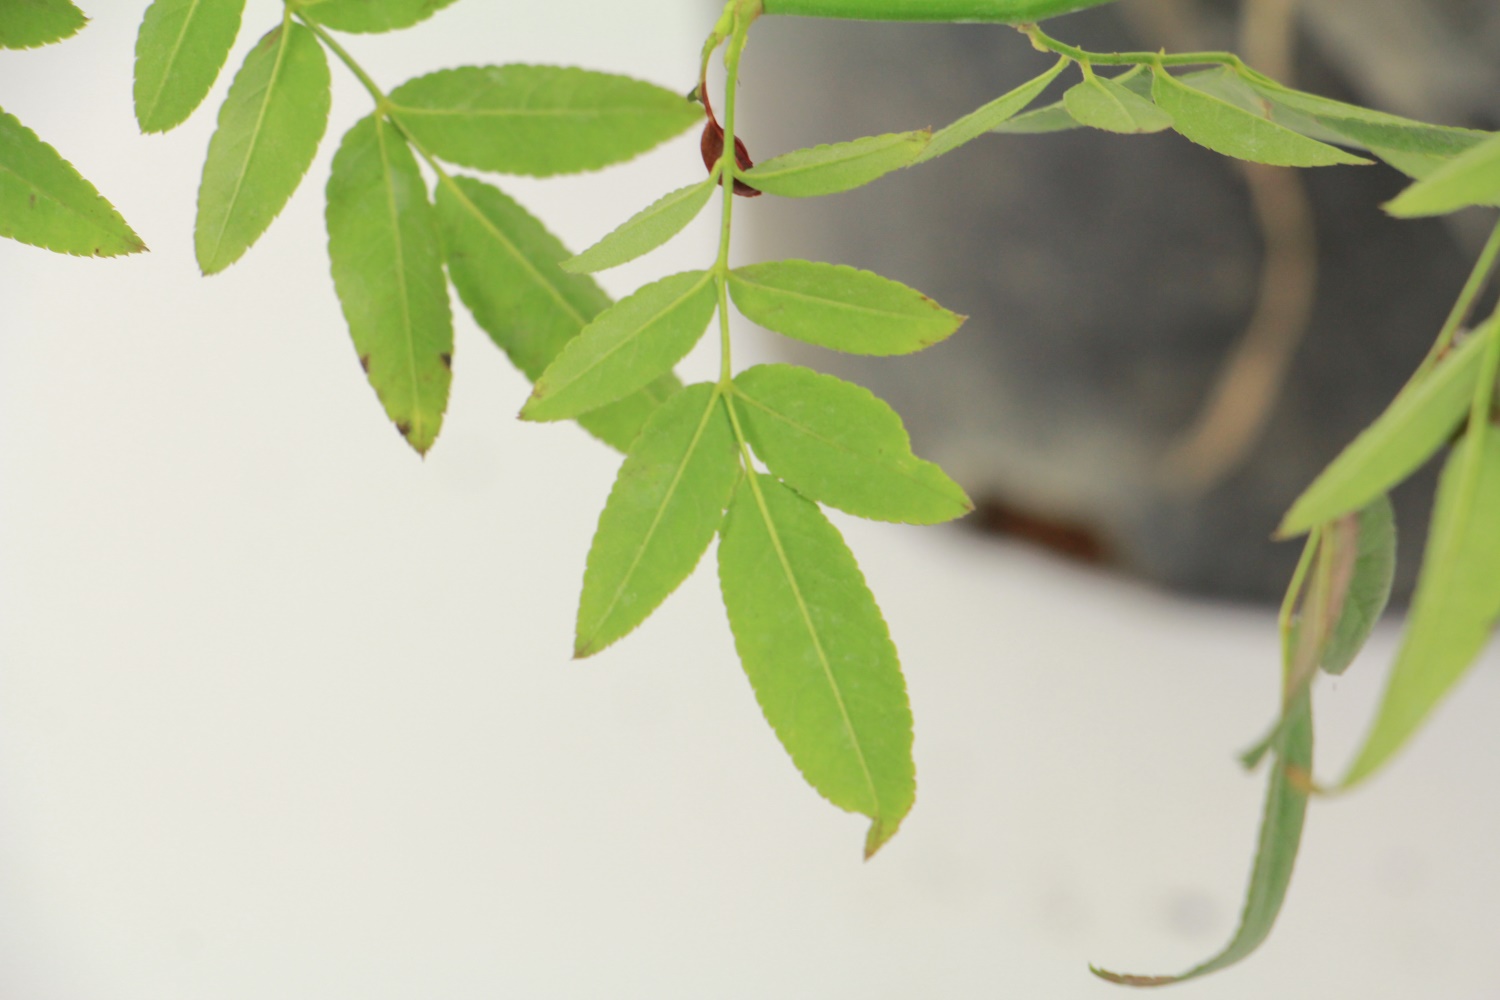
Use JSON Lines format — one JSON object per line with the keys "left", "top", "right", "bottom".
{"left": 439, "top": 352, "right": 452, "bottom": 370}
{"left": 359, "top": 354, "right": 371, "bottom": 373}
{"left": 396, "top": 420, "right": 413, "bottom": 438}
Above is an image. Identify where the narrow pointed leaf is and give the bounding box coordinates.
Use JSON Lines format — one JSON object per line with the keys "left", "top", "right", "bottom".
{"left": 729, "top": 259, "right": 964, "bottom": 356}
{"left": 0, "top": 107, "right": 145, "bottom": 256}
{"left": 299, "top": 0, "right": 460, "bottom": 33}
{"left": 576, "top": 384, "right": 739, "bottom": 657}
{"left": 562, "top": 177, "right": 716, "bottom": 274}
{"left": 389, "top": 65, "right": 702, "bottom": 177}
{"left": 717, "top": 474, "right": 915, "bottom": 857}
{"left": 1319, "top": 497, "right": 1397, "bottom": 677}
{"left": 1279, "top": 321, "right": 1495, "bottom": 536}
{"left": 1247, "top": 79, "right": 1488, "bottom": 158}
{"left": 522, "top": 270, "right": 716, "bottom": 422}
{"left": 992, "top": 65, "right": 1148, "bottom": 134}
{"left": 195, "top": 21, "right": 330, "bottom": 274}
{"left": 1151, "top": 67, "right": 1368, "bottom": 167}
{"left": 739, "top": 131, "right": 929, "bottom": 198}
{"left": 133, "top": 0, "right": 246, "bottom": 133}
{"left": 1341, "top": 430, "right": 1500, "bottom": 788}
{"left": 1386, "top": 132, "right": 1500, "bottom": 217}
{"left": 327, "top": 115, "right": 452, "bottom": 454}
{"left": 0, "top": 0, "right": 85, "bottom": 49}
{"left": 435, "top": 174, "right": 679, "bottom": 451}
{"left": 734, "top": 365, "right": 971, "bottom": 524}
{"left": 916, "top": 56, "right": 1068, "bottom": 161}
{"left": 1063, "top": 73, "right": 1172, "bottom": 134}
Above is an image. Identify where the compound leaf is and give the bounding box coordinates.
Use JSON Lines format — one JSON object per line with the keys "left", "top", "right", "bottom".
{"left": 1385, "top": 132, "right": 1500, "bottom": 217}
{"left": 728, "top": 259, "right": 964, "bottom": 355}
{"left": 133, "top": 0, "right": 246, "bottom": 133}
{"left": 1063, "top": 72, "right": 1172, "bottom": 134}
{"left": 916, "top": 55, "right": 1068, "bottom": 161}
{"left": 718, "top": 474, "right": 915, "bottom": 858}
{"left": 1279, "top": 320, "right": 1495, "bottom": 536}
{"left": 522, "top": 270, "right": 716, "bottom": 422}
{"left": 575, "top": 384, "right": 739, "bottom": 657}
{"left": 195, "top": 20, "right": 330, "bottom": 274}
{"left": 734, "top": 364, "right": 971, "bottom": 524}
{"left": 327, "top": 114, "right": 452, "bottom": 454}
{"left": 0, "top": 0, "right": 85, "bottom": 48}
{"left": 562, "top": 176, "right": 716, "bottom": 274}
{"left": 739, "top": 130, "right": 929, "bottom": 198}
{"left": 0, "top": 106, "right": 145, "bottom": 256}
{"left": 435, "top": 174, "right": 678, "bottom": 451}
{"left": 389, "top": 65, "right": 702, "bottom": 177}
{"left": 299, "top": 0, "right": 460, "bottom": 33}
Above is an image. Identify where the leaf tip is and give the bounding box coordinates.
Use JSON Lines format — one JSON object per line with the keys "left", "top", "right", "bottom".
{"left": 1088, "top": 965, "right": 1178, "bottom": 988}
{"left": 862, "top": 815, "right": 902, "bottom": 859}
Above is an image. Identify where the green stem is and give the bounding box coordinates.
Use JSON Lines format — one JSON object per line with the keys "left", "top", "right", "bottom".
{"left": 1023, "top": 22, "right": 1247, "bottom": 71}
{"left": 1412, "top": 216, "right": 1500, "bottom": 382}
{"left": 712, "top": 16, "right": 751, "bottom": 392}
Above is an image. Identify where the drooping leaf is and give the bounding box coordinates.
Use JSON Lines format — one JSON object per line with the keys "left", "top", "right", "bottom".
{"left": 0, "top": 106, "right": 145, "bottom": 256}
{"left": 734, "top": 365, "right": 971, "bottom": 524}
{"left": 327, "top": 115, "right": 452, "bottom": 454}
{"left": 757, "top": 0, "right": 1117, "bottom": 22}
{"left": 299, "top": 0, "right": 461, "bottom": 33}
{"left": 562, "top": 177, "right": 716, "bottom": 274}
{"left": 717, "top": 473, "right": 915, "bottom": 858}
{"left": 1279, "top": 320, "right": 1496, "bottom": 536}
{"left": 1062, "top": 72, "right": 1172, "bottom": 134}
{"left": 575, "top": 384, "right": 739, "bottom": 657}
{"left": 521, "top": 270, "right": 717, "bottom": 422}
{"left": 195, "top": 21, "right": 330, "bottom": 274}
{"left": 1151, "top": 66, "right": 1369, "bottom": 167}
{"left": 133, "top": 0, "right": 246, "bottom": 133}
{"left": 1247, "top": 78, "right": 1488, "bottom": 159}
{"left": 435, "top": 174, "right": 678, "bottom": 451}
{"left": 1319, "top": 497, "right": 1397, "bottom": 677}
{"left": 388, "top": 65, "right": 703, "bottom": 177}
{"left": 0, "top": 0, "right": 85, "bottom": 49}
{"left": 992, "top": 65, "right": 1149, "bottom": 134}
{"left": 739, "top": 131, "right": 930, "bottom": 198}
{"left": 728, "top": 259, "right": 964, "bottom": 355}
{"left": 1385, "top": 132, "right": 1500, "bottom": 217}
{"left": 1340, "top": 428, "right": 1500, "bottom": 788}
{"left": 916, "top": 56, "right": 1068, "bottom": 161}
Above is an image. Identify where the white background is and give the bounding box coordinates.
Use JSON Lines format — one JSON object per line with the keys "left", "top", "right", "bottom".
{"left": 1, "top": 2, "right": 1498, "bottom": 997}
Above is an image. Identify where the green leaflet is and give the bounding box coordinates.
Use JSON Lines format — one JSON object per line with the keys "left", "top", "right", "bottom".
{"left": 1247, "top": 79, "right": 1488, "bottom": 159}
{"left": 993, "top": 65, "right": 1149, "bottom": 134}
{"left": 195, "top": 20, "right": 330, "bottom": 274}
{"left": 434, "top": 174, "right": 678, "bottom": 451}
{"left": 1063, "top": 72, "right": 1172, "bottom": 134}
{"left": 1341, "top": 429, "right": 1500, "bottom": 789}
{"left": 1151, "top": 66, "right": 1369, "bottom": 167}
{"left": 728, "top": 259, "right": 964, "bottom": 356}
{"left": 521, "top": 270, "right": 717, "bottom": 422}
{"left": 326, "top": 115, "right": 453, "bottom": 454}
{"left": 1279, "top": 320, "right": 1496, "bottom": 536}
{"left": 562, "top": 177, "right": 716, "bottom": 274}
{"left": 758, "top": 0, "right": 1117, "bottom": 22}
{"left": 915, "top": 56, "right": 1068, "bottom": 161}
{"left": 717, "top": 473, "right": 915, "bottom": 858}
{"left": 739, "top": 131, "right": 930, "bottom": 198}
{"left": 0, "top": 106, "right": 145, "bottom": 256}
{"left": 388, "top": 65, "right": 703, "bottom": 177}
{"left": 575, "top": 384, "right": 739, "bottom": 657}
{"left": 1385, "top": 133, "right": 1500, "bottom": 217}
{"left": 133, "top": 0, "right": 246, "bottom": 133}
{"left": 733, "top": 365, "right": 971, "bottom": 524}
{"left": 299, "top": 0, "right": 461, "bottom": 33}
{"left": 0, "top": 0, "right": 85, "bottom": 49}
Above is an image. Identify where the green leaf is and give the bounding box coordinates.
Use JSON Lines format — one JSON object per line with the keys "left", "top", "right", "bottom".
{"left": 1279, "top": 320, "right": 1496, "bottom": 536}
{"left": 1385, "top": 132, "right": 1500, "bottom": 217}
{"left": 133, "top": 0, "right": 246, "bottom": 133}
{"left": 195, "top": 21, "right": 330, "bottom": 274}
{"left": 758, "top": 0, "right": 1117, "bottom": 22}
{"left": 1318, "top": 497, "right": 1397, "bottom": 677}
{"left": 562, "top": 177, "right": 716, "bottom": 274}
{"left": 1340, "top": 428, "right": 1500, "bottom": 788}
{"left": 521, "top": 270, "right": 717, "bottom": 422}
{"left": 575, "top": 384, "right": 739, "bottom": 657}
{"left": 434, "top": 174, "right": 679, "bottom": 451}
{"left": 1094, "top": 691, "right": 1312, "bottom": 987}
{"left": 1175, "top": 67, "right": 1268, "bottom": 116}
{"left": 734, "top": 365, "right": 971, "bottom": 524}
{"left": 0, "top": 0, "right": 85, "bottom": 49}
{"left": 1369, "top": 146, "right": 1455, "bottom": 181}
{"left": 728, "top": 259, "right": 964, "bottom": 356}
{"left": 739, "top": 131, "right": 930, "bottom": 198}
{"left": 992, "top": 65, "right": 1148, "bottom": 134}
{"left": 1247, "top": 79, "right": 1488, "bottom": 159}
{"left": 0, "top": 106, "right": 145, "bottom": 256}
{"left": 388, "top": 65, "right": 703, "bottom": 177}
{"left": 717, "top": 474, "right": 915, "bottom": 858}
{"left": 1062, "top": 72, "right": 1172, "bottom": 134}
{"left": 1151, "top": 66, "right": 1369, "bottom": 167}
{"left": 915, "top": 56, "right": 1068, "bottom": 161}
{"left": 298, "top": 0, "right": 460, "bottom": 33}
{"left": 327, "top": 115, "right": 452, "bottom": 454}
